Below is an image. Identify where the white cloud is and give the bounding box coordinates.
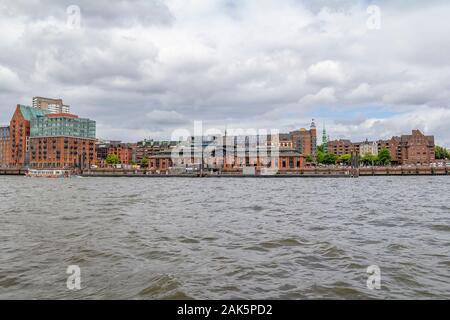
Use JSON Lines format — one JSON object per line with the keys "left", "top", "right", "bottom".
{"left": 0, "top": 65, "right": 21, "bottom": 92}
{"left": 329, "top": 107, "right": 450, "bottom": 146}
{"left": 301, "top": 87, "right": 336, "bottom": 106}
{"left": 307, "top": 60, "right": 346, "bottom": 85}
{"left": 346, "top": 83, "right": 374, "bottom": 102}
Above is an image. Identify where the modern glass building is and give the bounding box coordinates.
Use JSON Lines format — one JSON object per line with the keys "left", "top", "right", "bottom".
{"left": 30, "top": 114, "right": 96, "bottom": 139}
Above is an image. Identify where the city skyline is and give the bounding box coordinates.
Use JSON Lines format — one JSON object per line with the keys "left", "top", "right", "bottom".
{"left": 1, "top": 97, "right": 449, "bottom": 150}
{"left": 1, "top": 1, "right": 450, "bottom": 146}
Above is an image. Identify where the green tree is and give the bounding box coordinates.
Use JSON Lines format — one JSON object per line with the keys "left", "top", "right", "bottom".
{"left": 361, "top": 154, "right": 377, "bottom": 166}
{"left": 322, "top": 153, "right": 338, "bottom": 165}
{"left": 105, "top": 154, "right": 120, "bottom": 165}
{"left": 316, "top": 150, "right": 325, "bottom": 163}
{"left": 316, "top": 151, "right": 337, "bottom": 165}
{"left": 338, "top": 154, "right": 352, "bottom": 165}
{"left": 140, "top": 157, "right": 149, "bottom": 168}
{"left": 435, "top": 146, "right": 450, "bottom": 160}
{"left": 377, "top": 148, "right": 391, "bottom": 166}
{"left": 317, "top": 144, "right": 326, "bottom": 153}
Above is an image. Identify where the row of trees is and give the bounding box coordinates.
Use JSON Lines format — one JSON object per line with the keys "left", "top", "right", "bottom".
{"left": 308, "top": 145, "right": 450, "bottom": 166}
{"left": 306, "top": 146, "right": 392, "bottom": 166}
{"left": 105, "top": 154, "right": 149, "bottom": 167}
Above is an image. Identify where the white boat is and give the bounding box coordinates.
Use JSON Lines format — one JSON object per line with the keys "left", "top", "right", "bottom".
{"left": 25, "top": 169, "right": 72, "bottom": 178}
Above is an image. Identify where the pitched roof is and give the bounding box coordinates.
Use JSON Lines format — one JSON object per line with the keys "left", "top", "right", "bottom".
{"left": 19, "top": 105, "right": 48, "bottom": 121}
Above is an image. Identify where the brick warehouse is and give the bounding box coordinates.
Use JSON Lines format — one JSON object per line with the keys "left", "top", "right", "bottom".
{"left": 29, "top": 136, "right": 96, "bottom": 169}
{"left": 8, "top": 105, "right": 48, "bottom": 167}
{"left": 95, "top": 141, "right": 134, "bottom": 166}
{"left": 0, "top": 102, "right": 96, "bottom": 169}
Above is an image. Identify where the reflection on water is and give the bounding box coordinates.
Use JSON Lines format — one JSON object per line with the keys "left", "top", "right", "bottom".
{"left": 0, "top": 176, "right": 449, "bottom": 299}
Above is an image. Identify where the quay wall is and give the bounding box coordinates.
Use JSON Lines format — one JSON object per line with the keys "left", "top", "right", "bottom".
{"left": 1, "top": 166, "right": 448, "bottom": 177}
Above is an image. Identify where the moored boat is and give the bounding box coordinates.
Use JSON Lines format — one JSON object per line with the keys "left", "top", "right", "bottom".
{"left": 25, "top": 169, "right": 71, "bottom": 178}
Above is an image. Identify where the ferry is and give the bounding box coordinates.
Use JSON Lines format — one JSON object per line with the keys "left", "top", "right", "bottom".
{"left": 25, "top": 169, "right": 72, "bottom": 178}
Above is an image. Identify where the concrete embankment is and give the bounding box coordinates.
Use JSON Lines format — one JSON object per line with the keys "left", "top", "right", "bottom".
{"left": 1, "top": 166, "right": 448, "bottom": 177}
{"left": 80, "top": 166, "right": 449, "bottom": 177}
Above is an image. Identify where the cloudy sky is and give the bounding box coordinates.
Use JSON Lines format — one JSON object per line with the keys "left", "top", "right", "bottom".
{"left": 1, "top": 0, "right": 450, "bottom": 146}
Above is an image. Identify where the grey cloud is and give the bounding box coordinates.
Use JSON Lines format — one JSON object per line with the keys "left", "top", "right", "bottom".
{"left": 3, "top": 0, "right": 174, "bottom": 28}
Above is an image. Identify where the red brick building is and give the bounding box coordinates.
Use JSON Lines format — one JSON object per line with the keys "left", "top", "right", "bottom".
{"left": 29, "top": 137, "right": 96, "bottom": 169}
{"left": 398, "top": 130, "right": 435, "bottom": 164}
{"left": 148, "top": 145, "right": 304, "bottom": 172}
{"left": 8, "top": 105, "right": 48, "bottom": 167}
{"left": 327, "top": 139, "right": 354, "bottom": 156}
{"left": 377, "top": 137, "right": 401, "bottom": 163}
{"left": 107, "top": 142, "right": 134, "bottom": 165}
{"left": 328, "top": 130, "right": 435, "bottom": 165}
{"left": 290, "top": 126, "right": 317, "bottom": 156}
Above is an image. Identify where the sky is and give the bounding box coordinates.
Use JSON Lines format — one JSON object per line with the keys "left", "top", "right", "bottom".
{"left": 1, "top": 0, "right": 450, "bottom": 146}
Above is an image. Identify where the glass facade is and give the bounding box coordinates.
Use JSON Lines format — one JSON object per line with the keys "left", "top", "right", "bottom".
{"left": 30, "top": 116, "right": 96, "bottom": 139}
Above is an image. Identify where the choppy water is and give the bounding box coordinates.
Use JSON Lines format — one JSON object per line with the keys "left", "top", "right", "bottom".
{"left": 0, "top": 176, "right": 449, "bottom": 299}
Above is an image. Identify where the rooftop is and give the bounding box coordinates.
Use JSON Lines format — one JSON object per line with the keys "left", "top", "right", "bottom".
{"left": 19, "top": 105, "right": 49, "bottom": 121}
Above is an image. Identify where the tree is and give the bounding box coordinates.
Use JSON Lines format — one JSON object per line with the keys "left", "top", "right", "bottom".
{"left": 435, "top": 146, "right": 450, "bottom": 160}
{"left": 377, "top": 148, "right": 391, "bottom": 166}
{"left": 105, "top": 154, "right": 120, "bottom": 165}
{"left": 316, "top": 151, "right": 337, "bottom": 165}
{"left": 322, "top": 153, "right": 338, "bottom": 165}
{"left": 316, "top": 150, "right": 325, "bottom": 163}
{"left": 140, "top": 157, "right": 149, "bottom": 168}
{"left": 361, "top": 154, "right": 377, "bottom": 166}
{"left": 338, "top": 154, "right": 352, "bottom": 165}
{"left": 317, "top": 144, "right": 326, "bottom": 153}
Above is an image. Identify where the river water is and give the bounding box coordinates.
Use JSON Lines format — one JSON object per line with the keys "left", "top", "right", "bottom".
{"left": 0, "top": 176, "right": 449, "bottom": 299}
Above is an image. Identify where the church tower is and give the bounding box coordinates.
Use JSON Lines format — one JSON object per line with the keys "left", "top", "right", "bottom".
{"left": 322, "top": 124, "right": 328, "bottom": 152}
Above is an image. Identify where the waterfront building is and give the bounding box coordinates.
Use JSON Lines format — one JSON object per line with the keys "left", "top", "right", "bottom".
{"left": 135, "top": 139, "right": 177, "bottom": 164}
{"left": 0, "top": 126, "right": 10, "bottom": 167}
{"left": 29, "top": 113, "right": 96, "bottom": 169}
{"left": 398, "top": 130, "right": 435, "bottom": 165}
{"left": 107, "top": 142, "right": 134, "bottom": 165}
{"left": 8, "top": 105, "right": 49, "bottom": 167}
{"left": 357, "top": 139, "right": 378, "bottom": 157}
{"left": 377, "top": 137, "right": 401, "bottom": 163}
{"left": 289, "top": 119, "right": 317, "bottom": 156}
{"left": 148, "top": 150, "right": 174, "bottom": 171}
{"left": 95, "top": 141, "right": 135, "bottom": 166}
{"left": 32, "top": 96, "right": 70, "bottom": 114}
{"left": 327, "top": 139, "right": 354, "bottom": 156}
{"left": 30, "top": 113, "right": 95, "bottom": 138}
{"left": 328, "top": 129, "right": 435, "bottom": 165}
{"left": 95, "top": 141, "right": 109, "bottom": 166}
{"left": 148, "top": 134, "right": 304, "bottom": 172}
